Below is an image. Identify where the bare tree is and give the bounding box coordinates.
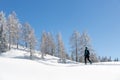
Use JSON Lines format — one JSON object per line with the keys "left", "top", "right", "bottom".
{"left": 7, "top": 11, "right": 21, "bottom": 49}
{"left": 46, "top": 32, "right": 56, "bottom": 56}
{"left": 22, "top": 22, "right": 32, "bottom": 48}
{"left": 21, "top": 22, "right": 36, "bottom": 58}
{"left": 40, "top": 31, "right": 48, "bottom": 59}
{"left": 28, "top": 29, "right": 36, "bottom": 58}
{"left": 80, "top": 31, "right": 98, "bottom": 62}
{"left": 70, "top": 30, "right": 81, "bottom": 62}
{"left": 40, "top": 31, "right": 56, "bottom": 58}
{"left": 25, "top": 23, "right": 36, "bottom": 58}
{"left": 56, "top": 33, "right": 66, "bottom": 63}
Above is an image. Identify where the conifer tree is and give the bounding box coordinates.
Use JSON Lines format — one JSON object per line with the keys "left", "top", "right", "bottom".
{"left": 0, "top": 11, "right": 8, "bottom": 53}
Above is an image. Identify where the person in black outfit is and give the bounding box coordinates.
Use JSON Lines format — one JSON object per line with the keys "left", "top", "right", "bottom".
{"left": 84, "top": 47, "right": 92, "bottom": 64}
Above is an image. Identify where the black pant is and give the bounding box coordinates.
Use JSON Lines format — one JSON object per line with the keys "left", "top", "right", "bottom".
{"left": 84, "top": 56, "right": 92, "bottom": 64}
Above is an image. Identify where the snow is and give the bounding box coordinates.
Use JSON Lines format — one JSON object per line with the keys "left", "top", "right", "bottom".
{"left": 0, "top": 49, "right": 120, "bottom": 80}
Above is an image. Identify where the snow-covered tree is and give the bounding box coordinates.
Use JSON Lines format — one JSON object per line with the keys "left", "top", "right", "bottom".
{"left": 99, "top": 56, "right": 112, "bottom": 62}
{"left": 80, "top": 31, "right": 98, "bottom": 62}
{"left": 21, "top": 22, "right": 37, "bottom": 58}
{"left": 40, "top": 31, "right": 56, "bottom": 58}
{"left": 101, "top": 56, "right": 109, "bottom": 62}
{"left": 70, "top": 30, "right": 81, "bottom": 62}
{"left": 108, "top": 56, "right": 112, "bottom": 62}
{"left": 46, "top": 32, "right": 56, "bottom": 56}
{"left": 90, "top": 53, "right": 98, "bottom": 62}
{"left": 40, "top": 31, "right": 48, "bottom": 59}
{"left": 26, "top": 23, "right": 36, "bottom": 58}
{"left": 0, "top": 11, "right": 8, "bottom": 53}
{"left": 7, "top": 11, "right": 21, "bottom": 49}
{"left": 29, "top": 30, "right": 36, "bottom": 58}
{"left": 114, "top": 58, "right": 119, "bottom": 62}
{"left": 56, "top": 33, "right": 66, "bottom": 63}
{"left": 22, "top": 22, "right": 32, "bottom": 48}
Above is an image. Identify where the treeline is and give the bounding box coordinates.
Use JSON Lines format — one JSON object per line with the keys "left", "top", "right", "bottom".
{"left": 0, "top": 11, "right": 117, "bottom": 63}
{"left": 0, "top": 11, "right": 36, "bottom": 59}
{"left": 98, "top": 56, "right": 119, "bottom": 62}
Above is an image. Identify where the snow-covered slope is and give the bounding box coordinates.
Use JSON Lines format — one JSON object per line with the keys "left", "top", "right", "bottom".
{"left": 0, "top": 49, "right": 120, "bottom": 80}
{"left": 1, "top": 48, "right": 76, "bottom": 66}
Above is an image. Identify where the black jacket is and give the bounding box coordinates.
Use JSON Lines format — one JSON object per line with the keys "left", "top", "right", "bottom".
{"left": 84, "top": 49, "right": 90, "bottom": 57}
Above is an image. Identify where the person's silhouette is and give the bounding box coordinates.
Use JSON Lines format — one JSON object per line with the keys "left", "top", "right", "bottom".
{"left": 84, "top": 47, "right": 92, "bottom": 64}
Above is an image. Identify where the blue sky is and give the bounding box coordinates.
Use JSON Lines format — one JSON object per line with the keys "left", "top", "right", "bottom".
{"left": 0, "top": 0, "right": 120, "bottom": 59}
